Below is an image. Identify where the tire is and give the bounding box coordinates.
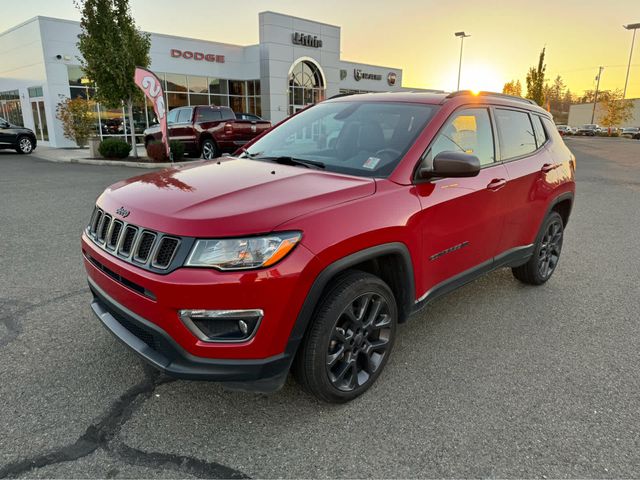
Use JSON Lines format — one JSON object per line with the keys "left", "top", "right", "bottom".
{"left": 512, "top": 211, "right": 564, "bottom": 285}
{"left": 293, "top": 270, "right": 398, "bottom": 403}
{"left": 201, "top": 139, "right": 218, "bottom": 160}
{"left": 15, "top": 136, "right": 34, "bottom": 154}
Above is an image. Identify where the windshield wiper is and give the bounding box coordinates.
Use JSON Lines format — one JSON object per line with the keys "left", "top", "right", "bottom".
{"left": 255, "top": 156, "right": 326, "bottom": 169}
{"left": 237, "top": 147, "right": 262, "bottom": 158}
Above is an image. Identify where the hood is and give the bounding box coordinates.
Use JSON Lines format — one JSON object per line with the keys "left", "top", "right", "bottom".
{"left": 97, "top": 157, "right": 376, "bottom": 237}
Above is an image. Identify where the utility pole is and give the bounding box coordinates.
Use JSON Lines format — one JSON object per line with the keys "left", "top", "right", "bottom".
{"left": 591, "top": 66, "right": 604, "bottom": 124}
{"left": 623, "top": 23, "right": 640, "bottom": 99}
{"left": 455, "top": 31, "right": 471, "bottom": 91}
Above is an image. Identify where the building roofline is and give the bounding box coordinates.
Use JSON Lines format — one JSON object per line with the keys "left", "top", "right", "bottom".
{"left": 259, "top": 11, "right": 340, "bottom": 30}
{"left": 340, "top": 58, "right": 402, "bottom": 72}
{"left": 0, "top": 16, "right": 41, "bottom": 37}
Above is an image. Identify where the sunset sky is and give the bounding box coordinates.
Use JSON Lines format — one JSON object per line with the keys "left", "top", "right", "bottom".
{"left": 3, "top": 0, "right": 639, "bottom": 98}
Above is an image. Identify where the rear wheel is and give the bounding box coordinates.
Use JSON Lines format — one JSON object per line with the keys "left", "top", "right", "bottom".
{"left": 16, "top": 136, "right": 34, "bottom": 154}
{"left": 293, "top": 271, "right": 397, "bottom": 403}
{"left": 201, "top": 139, "right": 218, "bottom": 160}
{"left": 512, "top": 211, "right": 564, "bottom": 285}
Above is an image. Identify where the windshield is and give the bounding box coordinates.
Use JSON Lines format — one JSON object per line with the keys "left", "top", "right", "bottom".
{"left": 240, "top": 101, "right": 437, "bottom": 178}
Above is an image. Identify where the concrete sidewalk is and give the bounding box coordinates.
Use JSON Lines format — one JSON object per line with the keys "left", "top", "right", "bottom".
{"left": 32, "top": 145, "right": 195, "bottom": 169}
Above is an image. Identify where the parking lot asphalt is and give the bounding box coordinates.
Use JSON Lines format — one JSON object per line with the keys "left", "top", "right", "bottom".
{"left": 1, "top": 136, "right": 639, "bottom": 478}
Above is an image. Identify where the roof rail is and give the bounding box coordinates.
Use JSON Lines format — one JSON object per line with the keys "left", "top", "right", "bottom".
{"left": 445, "top": 90, "right": 537, "bottom": 105}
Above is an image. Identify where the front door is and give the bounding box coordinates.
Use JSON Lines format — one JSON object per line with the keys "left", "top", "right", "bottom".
{"left": 30, "top": 100, "right": 49, "bottom": 142}
{"left": 413, "top": 107, "right": 509, "bottom": 299}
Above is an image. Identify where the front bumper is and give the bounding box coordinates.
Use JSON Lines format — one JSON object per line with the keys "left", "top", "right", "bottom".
{"left": 89, "top": 277, "right": 292, "bottom": 391}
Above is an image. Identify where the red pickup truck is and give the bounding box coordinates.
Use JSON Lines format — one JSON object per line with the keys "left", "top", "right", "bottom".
{"left": 143, "top": 105, "right": 271, "bottom": 159}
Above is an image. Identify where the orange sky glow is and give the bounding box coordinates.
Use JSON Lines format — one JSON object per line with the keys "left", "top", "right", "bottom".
{"left": 3, "top": 0, "right": 639, "bottom": 98}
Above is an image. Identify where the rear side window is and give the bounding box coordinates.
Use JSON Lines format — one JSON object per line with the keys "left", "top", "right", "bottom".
{"left": 531, "top": 115, "right": 547, "bottom": 148}
{"left": 495, "top": 109, "right": 537, "bottom": 160}
{"left": 196, "top": 108, "right": 222, "bottom": 122}
{"left": 541, "top": 117, "right": 564, "bottom": 143}
{"left": 429, "top": 108, "right": 495, "bottom": 166}
{"left": 220, "top": 108, "right": 235, "bottom": 121}
{"left": 177, "top": 108, "right": 193, "bottom": 123}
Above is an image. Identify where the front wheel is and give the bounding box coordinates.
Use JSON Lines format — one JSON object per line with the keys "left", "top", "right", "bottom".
{"left": 16, "top": 136, "right": 34, "bottom": 154}
{"left": 201, "top": 139, "right": 218, "bottom": 160}
{"left": 512, "top": 211, "right": 564, "bottom": 285}
{"left": 293, "top": 271, "right": 397, "bottom": 403}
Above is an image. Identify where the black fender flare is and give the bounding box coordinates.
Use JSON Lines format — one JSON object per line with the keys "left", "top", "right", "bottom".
{"left": 545, "top": 191, "right": 574, "bottom": 227}
{"left": 284, "top": 242, "right": 415, "bottom": 358}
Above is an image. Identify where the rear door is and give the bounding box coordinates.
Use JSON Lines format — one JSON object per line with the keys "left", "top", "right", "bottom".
{"left": 494, "top": 109, "right": 556, "bottom": 253}
{"left": 171, "top": 107, "right": 196, "bottom": 151}
{"left": 414, "top": 106, "right": 509, "bottom": 295}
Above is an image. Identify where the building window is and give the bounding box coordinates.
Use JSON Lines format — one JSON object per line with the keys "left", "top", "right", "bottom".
{"left": 288, "top": 59, "right": 325, "bottom": 115}
{"left": 0, "top": 90, "right": 24, "bottom": 126}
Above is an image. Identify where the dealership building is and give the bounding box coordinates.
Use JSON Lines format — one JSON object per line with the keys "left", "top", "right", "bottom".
{"left": 0, "top": 11, "right": 432, "bottom": 148}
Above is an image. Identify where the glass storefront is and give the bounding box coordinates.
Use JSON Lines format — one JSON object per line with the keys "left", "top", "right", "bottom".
{"left": 65, "top": 66, "right": 263, "bottom": 143}
{"left": 0, "top": 90, "right": 24, "bottom": 126}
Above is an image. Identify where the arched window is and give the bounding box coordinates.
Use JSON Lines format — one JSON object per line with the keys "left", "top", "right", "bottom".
{"left": 288, "top": 59, "right": 325, "bottom": 115}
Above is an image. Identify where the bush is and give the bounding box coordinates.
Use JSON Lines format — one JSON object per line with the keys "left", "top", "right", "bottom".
{"left": 98, "top": 138, "right": 131, "bottom": 159}
{"left": 145, "top": 140, "right": 186, "bottom": 162}
{"left": 56, "top": 97, "right": 95, "bottom": 148}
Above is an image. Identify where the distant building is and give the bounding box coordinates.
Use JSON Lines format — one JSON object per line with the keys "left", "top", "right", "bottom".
{"left": 568, "top": 99, "right": 640, "bottom": 127}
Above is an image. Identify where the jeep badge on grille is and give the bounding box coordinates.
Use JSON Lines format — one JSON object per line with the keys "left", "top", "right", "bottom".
{"left": 115, "top": 206, "right": 130, "bottom": 218}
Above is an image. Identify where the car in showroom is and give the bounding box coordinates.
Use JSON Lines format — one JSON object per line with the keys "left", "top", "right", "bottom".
{"left": 143, "top": 105, "right": 271, "bottom": 159}
{"left": 0, "top": 117, "right": 37, "bottom": 154}
{"left": 83, "top": 91, "right": 575, "bottom": 403}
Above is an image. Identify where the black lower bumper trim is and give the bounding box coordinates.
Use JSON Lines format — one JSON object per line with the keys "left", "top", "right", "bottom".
{"left": 88, "top": 277, "right": 291, "bottom": 391}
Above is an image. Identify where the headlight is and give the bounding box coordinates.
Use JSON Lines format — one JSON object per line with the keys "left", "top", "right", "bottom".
{"left": 185, "top": 232, "right": 302, "bottom": 270}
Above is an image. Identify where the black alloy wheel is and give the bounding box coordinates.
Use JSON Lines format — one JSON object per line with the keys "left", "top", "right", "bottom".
{"left": 537, "top": 217, "right": 563, "bottom": 281}
{"left": 293, "top": 270, "right": 397, "bottom": 403}
{"left": 326, "top": 292, "right": 393, "bottom": 392}
{"left": 512, "top": 211, "right": 564, "bottom": 285}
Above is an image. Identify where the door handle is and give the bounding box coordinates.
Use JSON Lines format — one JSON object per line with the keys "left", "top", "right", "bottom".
{"left": 541, "top": 163, "right": 559, "bottom": 173}
{"left": 487, "top": 178, "right": 507, "bottom": 191}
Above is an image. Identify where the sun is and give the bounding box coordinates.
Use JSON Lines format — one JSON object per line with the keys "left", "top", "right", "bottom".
{"left": 460, "top": 63, "right": 504, "bottom": 93}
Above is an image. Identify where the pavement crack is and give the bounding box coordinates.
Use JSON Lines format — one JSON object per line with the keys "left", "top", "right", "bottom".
{"left": 111, "top": 442, "right": 250, "bottom": 479}
{"left": 0, "top": 366, "right": 249, "bottom": 479}
{"left": 0, "top": 288, "right": 87, "bottom": 348}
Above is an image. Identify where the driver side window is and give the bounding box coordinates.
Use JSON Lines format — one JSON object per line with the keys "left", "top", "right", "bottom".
{"left": 426, "top": 108, "right": 495, "bottom": 169}
{"left": 167, "top": 109, "right": 179, "bottom": 125}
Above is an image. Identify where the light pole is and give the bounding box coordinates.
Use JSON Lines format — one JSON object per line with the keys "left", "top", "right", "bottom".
{"left": 455, "top": 31, "right": 471, "bottom": 91}
{"left": 591, "top": 66, "right": 605, "bottom": 124}
{"left": 623, "top": 23, "right": 640, "bottom": 99}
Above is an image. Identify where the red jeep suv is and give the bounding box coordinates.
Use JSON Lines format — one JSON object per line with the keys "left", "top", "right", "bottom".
{"left": 82, "top": 91, "right": 575, "bottom": 403}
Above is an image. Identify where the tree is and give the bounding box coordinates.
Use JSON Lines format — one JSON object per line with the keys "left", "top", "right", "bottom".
{"left": 75, "top": 0, "right": 150, "bottom": 158}
{"left": 526, "top": 48, "right": 546, "bottom": 106}
{"left": 56, "top": 97, "right": 95, "bottom": 147}
{"left": 503, "top": 80, "right": 522, "bottom": 97}
{"left": 598, "top": 89, "right": 634, "bottom": 128}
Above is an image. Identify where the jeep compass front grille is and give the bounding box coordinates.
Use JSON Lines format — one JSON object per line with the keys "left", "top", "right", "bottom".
{"left": 86, "top": 207, "right": 183, "bottom": 273}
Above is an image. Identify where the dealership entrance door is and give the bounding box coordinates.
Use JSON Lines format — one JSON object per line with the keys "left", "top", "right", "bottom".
{"left": 28, "top": 88, "right": 49, "bottom": 142}
{"left": 288, "top": 58, "right": 325, "bottom": 115}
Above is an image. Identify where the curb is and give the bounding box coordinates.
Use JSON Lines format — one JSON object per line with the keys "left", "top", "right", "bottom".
{"left": 33, "top": 155, "right": 201, "bottom": 169}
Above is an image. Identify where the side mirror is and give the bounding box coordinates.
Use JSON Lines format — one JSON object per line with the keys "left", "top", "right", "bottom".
{"left": 419, "top": 151, "right": 481, "bottom": 179}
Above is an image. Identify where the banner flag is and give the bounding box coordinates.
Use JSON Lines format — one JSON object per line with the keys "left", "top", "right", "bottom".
{"left": 134, "top": 67, "right": 170, "bottom": 160}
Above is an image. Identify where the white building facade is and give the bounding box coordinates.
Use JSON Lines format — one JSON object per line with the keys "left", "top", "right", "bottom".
{"left": 568, "top": 99, "right": 640, "bottom": 128}
{"left": 0, "top": 11, "right": 432, "bottom": 148}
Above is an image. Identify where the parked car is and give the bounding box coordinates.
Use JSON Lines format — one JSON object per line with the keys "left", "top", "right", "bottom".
{"left": 620, "top": 127, "right": 640, "bottom": 138}
{"left": 83, "top": 91, "right": 575, "bottom": 402}
{"left": 143, "top": 105, "right": 271, "bottom": 159}
{"left": 0, "top": 117, "right": 37, "bottom": 154}
{"left": 556, "top": 125, "right": 572, "bottom": 136}
{"left": 577, "top": 124, "right": 598, "bottom": 136}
